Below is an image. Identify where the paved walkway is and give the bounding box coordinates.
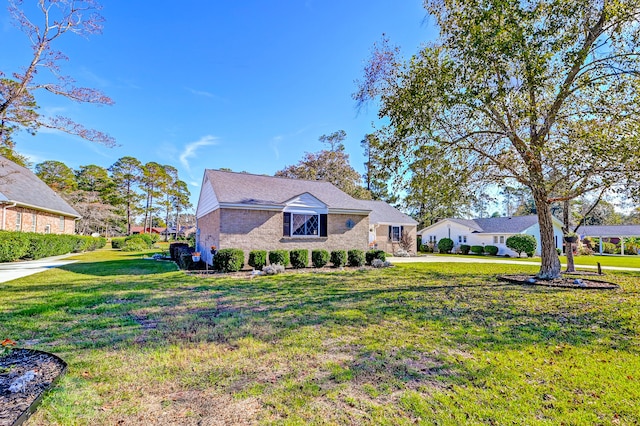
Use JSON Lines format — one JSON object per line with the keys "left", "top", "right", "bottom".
{"left": 387, "top": 255, "right": 640, "bottom": 272}
{"left": 0, "top": 254, "right": 78, "bottom": 283}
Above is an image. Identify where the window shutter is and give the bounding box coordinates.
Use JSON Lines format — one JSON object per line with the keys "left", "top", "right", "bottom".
{"left": 388, "top": 226, "right": 392, "bottom": 240}
{"left": 320, "top": 214, "right": 327, "bottom": 237}
{"left": 401, "top": 226, "right": 404, "bottom": 236}
{"left": 283, "top": 212, "right": 291, "bottom": 236}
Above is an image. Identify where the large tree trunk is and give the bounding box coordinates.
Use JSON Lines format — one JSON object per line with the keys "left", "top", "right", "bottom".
{"left": 532, "top": 190, "right": 561, "bottom": 279}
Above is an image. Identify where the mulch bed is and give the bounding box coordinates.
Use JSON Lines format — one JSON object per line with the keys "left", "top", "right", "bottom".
{"left": 0, "top": 349, "right": 67, "bottom": 426}
{"left": 499, "top": 274, "right": 620, "bottom": 290}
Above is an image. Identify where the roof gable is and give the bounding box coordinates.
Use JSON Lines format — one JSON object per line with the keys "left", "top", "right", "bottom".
{"left": 0, "top": 156, "right": 80, "bottom": 218}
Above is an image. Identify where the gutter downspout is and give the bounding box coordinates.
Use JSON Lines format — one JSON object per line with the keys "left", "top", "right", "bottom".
{"left": 1, "top": 202, "right": 17, "bottom": 231}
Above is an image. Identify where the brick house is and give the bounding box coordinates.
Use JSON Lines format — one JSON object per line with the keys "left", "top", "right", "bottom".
{"left": 0, "top": 156, "right": 80, "bottom": 234}
{"left": 358, "top": 200, "right": 418, "bottom": 253}
{"left": 195, "top": 169, "right": 375, "bottom": 265}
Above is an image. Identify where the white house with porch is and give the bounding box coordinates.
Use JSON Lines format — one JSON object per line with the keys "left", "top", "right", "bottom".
{"left": 417, "top": 215, "right": 564, "bottom": 257}
{"left": 577, "top": 225, "right": 640, "bottom": 255}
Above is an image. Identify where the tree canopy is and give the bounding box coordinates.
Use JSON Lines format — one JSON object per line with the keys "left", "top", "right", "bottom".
{"left": 356, "top": 0, "right": 640, "bottom": 278}
{"left": 276, "top": 131, "right": 371, "bottom": 199}
{"left": 0, "top": 0, "right": 114, "bottom": 160}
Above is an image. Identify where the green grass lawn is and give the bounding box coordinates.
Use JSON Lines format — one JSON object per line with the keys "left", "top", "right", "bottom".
{"left": 1, "top": 249, "right": 639, "bottom": 425}
{"left": 433, "top": 252, "right": 640, "bottom": 268}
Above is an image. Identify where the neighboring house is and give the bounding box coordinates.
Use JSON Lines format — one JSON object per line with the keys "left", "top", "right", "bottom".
{"left": 195, "top": 169, "right": 372, "bottom": 265}
{"left": 0, "top": 155, "right": 80, "bottom": 234}
{"left": 358, "top": 200, "right": 418, "bottom": 253}
{"left": 130, "top": 226, "right": 166, "bottom": 235}
{"left": 577, "top": 225, "right": 640, "bottom": 255}
{"left": 417, "top": 215, "right": 563, "bottom": 256}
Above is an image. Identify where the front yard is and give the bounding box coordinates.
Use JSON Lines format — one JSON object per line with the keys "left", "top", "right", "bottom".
{"left": 1, "top": 249, "right": 639, "bottom": 424}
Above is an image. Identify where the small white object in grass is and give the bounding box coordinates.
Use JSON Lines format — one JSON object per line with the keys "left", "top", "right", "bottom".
{"left": 9, "top": 370, "right": 37, "bottom": 393}
{"left": 574, "top": 279, "right": 586, "bottom": 287}
{"left": 527, "top": 278, "right": 536, "bottom": 284}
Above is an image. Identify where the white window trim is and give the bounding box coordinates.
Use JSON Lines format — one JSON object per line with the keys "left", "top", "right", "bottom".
{"left": 44, "top": 224, "right": 51, "bottom": 234}
{"left": 290, "top": 212, "right": 321, "bottom": 237}
{"left": 32, "top": 213, "right": 37, "bottom": 232}
{"left": 391, "top": 225, "right": 401, "bottom": 242}
{"left": 15, "top": 212, "right": 22, "bottom": 231}
{"left": 59, "top": 216, "right": 65, "bottom": 232}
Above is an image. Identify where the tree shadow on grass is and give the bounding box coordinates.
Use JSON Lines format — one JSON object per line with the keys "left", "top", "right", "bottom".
{"left": 57, "top": 259, "right": 177, "bottom": 276}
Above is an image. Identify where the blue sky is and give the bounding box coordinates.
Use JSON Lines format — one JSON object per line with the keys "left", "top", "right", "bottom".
{"left": 3, "top": 1, "right": 436, "bottom": 208}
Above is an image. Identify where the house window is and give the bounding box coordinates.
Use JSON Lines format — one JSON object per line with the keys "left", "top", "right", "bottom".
{"left": 59, "top": 216, "right": 65, "bottom": 232}
{"left": 292, "top": 213, "right": 319, "bottom": 236}
{"left": 44, "top": 224, "right": 51, "bottom": 234}
{"left": 493, "top": 236, "right": 498, "bottom": 244}
{"left": 458, "top": 235, "right": 467, "bottom": 243}
{"left": 32, "top": 213, "right": 37, "bottom": 232}
{"left": 15, "top": 212, "right": 22, "bottom": 231}
{"left": 390, "top": 225, "right": 402, "bottom": 242}
{"left": 429, "top": 235, "right": 436, "bottom": 243}
{"left": 499, "top": 236, "right": 505, "bottom": 244}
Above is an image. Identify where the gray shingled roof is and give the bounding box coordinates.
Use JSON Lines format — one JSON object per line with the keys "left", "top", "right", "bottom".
{"left": 204, "top": 169, "right": 371, "bottom": 212}
{"left": 577, "top": 225, "right": 640, "bottom": 237}
{"left": 0, "top": 156, "right": 80, "bottom": 218}
{"left": 420, "top": 215, "right": 543, "bottom": 234}
{"left": 358, "top": 200, "right": 417, "bottom": 225}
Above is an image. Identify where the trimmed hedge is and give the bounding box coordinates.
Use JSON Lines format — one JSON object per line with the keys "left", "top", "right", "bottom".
{"left": 213, "top": 248, "right": 244, "bottom": 272}
{"left": 484, "top": 245, "right": 499, "bottom": 256}
{"left": 330, "top": 250, "right": 347, "bottom": 267}
{"left": 121, "top": 235, "right": 152, "bottom": 252}
{"left": 0, "top": 231, "right": 105, "bottom": 262}
{"left": 365, "top": 249, "right": 386, "bottom": 265}
{"left": 470, "top": 245, "right": 484, "bottom": 255}
{"left": 459, "top": 244, "right": 471, "bottom": 255}
{"left": 289, "top": 249, "right": 308, "bottom": 268}
{"left": 111, "top": 237, "right": 126, "bottom": 249}
{"left": 268, "top": 250, "right": 290, "bottom": 267}
{"left": 347, "top": 249, "right": 365, "bottom": 267}
{"left": 248, "top": 250, "right": 267, "bottom": 270}
{"left": 312, "top": 249, "right": 330, "bottom": 268}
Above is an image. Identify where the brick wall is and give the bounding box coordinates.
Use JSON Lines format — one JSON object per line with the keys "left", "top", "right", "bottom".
{"left": 196, "top": 209, "right": 221, "bottom": 265}
{"left": 200, "top": 208, "right": 369, "bottom": 265}
{"left": 373, "top": 224, "right": 418, "bottom": 254}
{"left": 2, "top": 206, "right": 76, "bottom": 235}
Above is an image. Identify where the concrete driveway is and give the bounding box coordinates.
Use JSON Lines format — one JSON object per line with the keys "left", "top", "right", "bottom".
{"left": 0, "top": 254, "right": 78, "bottom": 283}
{"left": 387, "top": 255, "right": 640, "bottom": 272}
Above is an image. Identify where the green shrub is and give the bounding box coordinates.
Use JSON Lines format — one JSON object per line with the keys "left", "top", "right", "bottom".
{"left": 330, "top": 250, "right": 347, "bottom": 267}
{"left": 602, "top": 242, "right": 616, "bottom": 254}
{"left": 312, "top": 249, "right": 330, "bottom": 268}
{"left": 459, "top": 244, "right": 471, "bottom": 255}
{"left": 470, "top": 245, "right": 484, "bottom": 255}
{"left": 506, "top": 234, "right": 537, "bottom": 257}
{"left": 289, "top": 249, "right": 309, "bottom": 268}
{"left": 0, "top": 231, "right": 30, "bottom": 262}
{"left": 556, "top": 248, "right": 562, "bottom": 255}
{"left": 248, "top": 250, "right": 267, "bottom": 270}
{"left": 347, "top": 249, "right": 365, "bottom": 267}
{"left": 213, "top": 248, "right": 244, "bottom": 272}
{"left": 365, "top": 249, "right": 386, "bottom": 265}
{"left": 268, "top": 250, "right": 290, "bottom": 267}
{"left": 130, "top": 233, "right": 154, "bottom": 248}
{"left": 111, "top": 237, "right": 126, "bottom": 249}
{"left": 484, "top": 245, "right": 499, "bottom": 256}
{"left": 121, "top": 235, "right": 150, "bottom": 252}
{"left": 526, "top": 251, "right": 535, "bottom": 258}
{"left": 437, "top": 238, "right": 454, "bottom": 253}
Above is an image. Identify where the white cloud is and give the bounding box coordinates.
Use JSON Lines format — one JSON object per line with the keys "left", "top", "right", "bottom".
{"left": 180, "top": 135, "right": 218, "bottom": 173}
{"left": 186, "top": 87, "right": 222, "bottom": 100}
{"left": 269, "top": 135, "right": 283, "bottom": 159}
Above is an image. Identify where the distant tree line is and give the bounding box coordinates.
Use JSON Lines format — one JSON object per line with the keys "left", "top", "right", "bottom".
{"left": 34, "top": 157, "right": 192, "bottom": 237}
